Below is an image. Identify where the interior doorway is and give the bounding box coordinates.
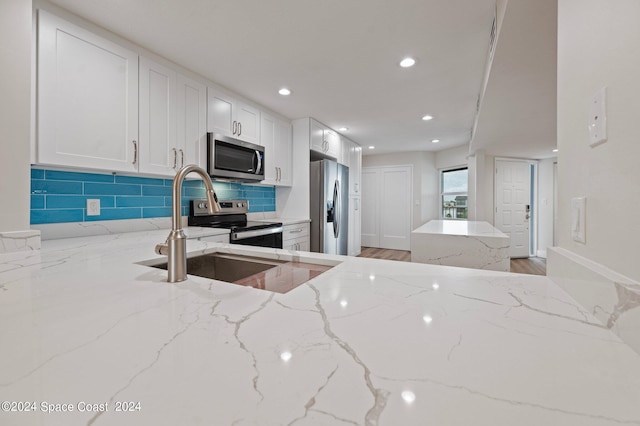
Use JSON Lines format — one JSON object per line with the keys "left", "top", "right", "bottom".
{"left": 361, "top": 165, "right": 412, "bottom": 250}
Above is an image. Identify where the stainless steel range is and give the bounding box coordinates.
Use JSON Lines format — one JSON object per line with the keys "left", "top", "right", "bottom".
{"left": 188, "top": 199, "right": 283, "bottom": 248}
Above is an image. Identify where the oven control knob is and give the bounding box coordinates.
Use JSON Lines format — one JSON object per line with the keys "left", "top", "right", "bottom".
{"left": 237, "top": 202, "right": 242, "bottom": 208}
{"left": 198, "top": 202, "right": 208, "bottom": 209}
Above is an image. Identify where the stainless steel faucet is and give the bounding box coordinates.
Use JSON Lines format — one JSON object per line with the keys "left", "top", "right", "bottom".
{"left": 155, "top": 164, "right": 221, "bottom": 282}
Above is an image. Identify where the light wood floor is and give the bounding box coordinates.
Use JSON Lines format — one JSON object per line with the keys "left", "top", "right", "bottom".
{"left": 358, "top": 247, "right": 547, "bottom": 276}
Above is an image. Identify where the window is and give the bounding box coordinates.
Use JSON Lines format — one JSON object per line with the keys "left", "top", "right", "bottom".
{"left": 440, "top": 167, "right": 468, "bottom": 219}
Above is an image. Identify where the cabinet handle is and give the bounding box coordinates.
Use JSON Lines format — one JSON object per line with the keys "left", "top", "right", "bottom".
{"left": 290, "top": 228, "right": 303, "bottom": 233}
{"left": 179, "top": 149, "right": 184, "bottom": 167}
{"left": 132, "top": 140, "right": 138, "bottom": 165}
{"left": 278, "top": 167, "right": 281, "bottom": 181}
{"left": 233, "top": 121, "right": 237, "bottom": 135}
{"left": 238, "top": 122, "right": 242, "bottom": 136}
{"left": 172, "top": 148, "right": 177, "bottom": 169}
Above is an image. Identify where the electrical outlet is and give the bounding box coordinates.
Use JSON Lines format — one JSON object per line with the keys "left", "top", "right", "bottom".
{"left": 87, "top": 199, "right": 100, "bottom": 216}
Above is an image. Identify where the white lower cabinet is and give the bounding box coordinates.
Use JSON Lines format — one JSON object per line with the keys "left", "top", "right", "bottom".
{"left": 282, "top": 223, "right": 310, "bottom": 251}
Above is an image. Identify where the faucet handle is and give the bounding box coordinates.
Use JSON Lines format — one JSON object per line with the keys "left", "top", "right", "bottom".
{"left": 155, "top": 243, "right": 169, "bottom": 256}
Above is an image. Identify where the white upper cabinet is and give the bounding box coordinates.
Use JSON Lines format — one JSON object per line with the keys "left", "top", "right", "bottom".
{"left": 139, "top": 59, "right": 207, "bottom": 175}
{"left": 310, "top": 119, "right": 325, "bottom": 153}
{"left": 207, "top": 86, "right": 260, "bottom": 144}
{"left": 309, "top": 118, "right": 339, "bottom": 159}
{"left": 349, "top": 142, "right": 362, "bottom": 195}
{"left": 177, "top": 74, "right": 207, "bottom": 169}
{"left": 339, "top": 135, "right": 350, "bottom": 167}
{"left": 260, "top": 113, "right": 292, "bottom": 187}
{"left": 37, "top": 10, "right": 138, "bottom": 172}
{"left": 138, "top": 57, "right": 177, "bottom": 175}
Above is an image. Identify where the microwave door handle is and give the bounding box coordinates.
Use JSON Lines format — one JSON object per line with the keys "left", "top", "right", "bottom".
{"left": 255, "top": 150, "right": 262, "bottom": 175}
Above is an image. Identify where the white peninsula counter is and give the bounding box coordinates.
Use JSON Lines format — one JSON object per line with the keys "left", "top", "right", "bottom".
{"left": 411, "top": 220, "right": 510, "bottom": 271}
{"left": 2, "top": 229, "right": 640, "bottom": 425}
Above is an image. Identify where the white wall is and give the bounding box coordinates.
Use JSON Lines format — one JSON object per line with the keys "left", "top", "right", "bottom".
{"left": 0, "top": 0, "right": 32, "bottom": 233}
{"left": 362, "top": 151, "right": 437, "bottom": 229}
{"left": 536, "top": 158, "right": 555, "bottom": 257}
{"left": 557, "top": 0, "right": 640, "bottom": 282}
{"left": 434, "top": 145, "right": 469, "bottom": 170}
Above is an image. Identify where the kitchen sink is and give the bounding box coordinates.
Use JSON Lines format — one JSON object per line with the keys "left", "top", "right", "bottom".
{"left": 146, "top": 252, "right": 333, "bottom": 293}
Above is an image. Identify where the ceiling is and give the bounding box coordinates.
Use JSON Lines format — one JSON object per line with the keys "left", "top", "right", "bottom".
{"left": 45, "top": 0, "right": 557, "bottom": 159}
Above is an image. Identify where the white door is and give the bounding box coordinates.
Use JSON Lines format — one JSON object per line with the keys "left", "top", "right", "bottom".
{"left": 495, "top": 159, "right": 531, "bottom": 258}
{"left": 361, "top": 166, "right": 412, "bottom": 250}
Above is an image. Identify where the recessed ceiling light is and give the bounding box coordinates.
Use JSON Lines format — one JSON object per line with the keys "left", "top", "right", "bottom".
{"left": 339, "top": 127, "right": 348, "bottom": 132}
{"left": 399, "top": 57, "right": 416, "bottom": 68}
{"left": 552, "top": 148, "right": 559, "bottom": 153}
{"left": 278, "top": 88, "right": 291, "bottom": 96}
{"left": 368, "top": 146, "right": 375, "bottom": 150}
{"left": 431, "top": 139, "right": 440, "bottom": 144}
{"left": 422, "top": 115, "right": 434, "bottom": 121}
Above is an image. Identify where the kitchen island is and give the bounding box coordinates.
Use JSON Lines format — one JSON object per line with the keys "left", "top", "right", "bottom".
{"left": 411, "top": 219, "right": 511, "bottom": 271}
{"left": 1, "top": 229, "right": 639, "bottom": 425}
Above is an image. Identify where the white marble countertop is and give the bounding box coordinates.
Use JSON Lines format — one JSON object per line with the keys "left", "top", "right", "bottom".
{"left": 413, "top": 220, "right": 509, "bottom": 238}
{"left": 1, "top": 230, "right": 640, "bottom": 425}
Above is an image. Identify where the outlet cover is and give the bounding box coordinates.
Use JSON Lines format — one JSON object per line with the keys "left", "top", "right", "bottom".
{"left": 86, "top": 199, "right": 100, "bottom": 216}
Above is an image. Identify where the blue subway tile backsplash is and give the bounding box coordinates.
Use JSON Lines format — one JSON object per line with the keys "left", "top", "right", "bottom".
{"left": 30, "top": 167, "right": 276, "bottom": 225}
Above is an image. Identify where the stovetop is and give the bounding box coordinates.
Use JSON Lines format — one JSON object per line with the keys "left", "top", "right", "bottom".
{"left": 188, "top": 199, "right": 282, "bottom": 232}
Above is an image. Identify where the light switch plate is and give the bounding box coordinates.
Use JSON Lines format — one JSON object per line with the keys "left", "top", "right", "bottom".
{"left": 588, "top": 87, "right": 607, "bottom": 147}
{"left": 571, "top": 197, "right": 586, "bottom": 243}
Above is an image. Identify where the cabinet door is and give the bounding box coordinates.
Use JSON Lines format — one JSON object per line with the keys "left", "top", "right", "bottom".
{"left": 260, "top": 113, "right": 277, "bottom": 185}
{"left": 348, "top": 196, "right": 362, "bottom": 256}
{"left": 349, "top": 144, "right": 362, "bottom": 195}
{"left": 139, "top": 57, "right": 177, "bottom": 175}
{"left": 310, "top": 119, "right": 325, "bottom": 153}
{"left": 324, "top": 129, "right": 340, "bottom": 158}
{"left": 274, "top": 118, "right": 292, "bottom": 186}
{"left": 339, "top": 137, "right": 351, "bottom": 167}
{"left": 177, "top": 74, "right": 207, "bottom": 169}
{"left": 37, "top": 10, "right": 138, "bottom": 172}
{"left": 236, "top": 102, "right": 260, "bottom": 144}
{"left": 207, "top": 87, "right": 235, "bottom": 137}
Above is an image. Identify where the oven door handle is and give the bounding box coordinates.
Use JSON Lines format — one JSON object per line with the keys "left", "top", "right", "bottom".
{"left": 231, "top": 226, "right": 283, "bottom": 241}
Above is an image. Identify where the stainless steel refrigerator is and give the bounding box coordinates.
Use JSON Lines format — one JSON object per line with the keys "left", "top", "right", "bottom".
{"left": 310, "top": 159, "right": 349, "bottom": 255}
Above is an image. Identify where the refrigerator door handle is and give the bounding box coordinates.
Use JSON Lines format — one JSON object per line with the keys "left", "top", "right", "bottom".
{"left": 333, "top": 179, "right": 340, "bottom": 238}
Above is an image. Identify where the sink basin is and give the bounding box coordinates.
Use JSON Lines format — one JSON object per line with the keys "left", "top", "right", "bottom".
{"left": 147, "top": 252, "right": 333, "bottom": 293}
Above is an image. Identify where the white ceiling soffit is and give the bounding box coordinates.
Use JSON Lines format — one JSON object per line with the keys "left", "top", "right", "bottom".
{"left": 45, "top": 0, "right": 496, "bottom": 155}
{"left": 471, "top": 0, "right": 557, "bottom": 160}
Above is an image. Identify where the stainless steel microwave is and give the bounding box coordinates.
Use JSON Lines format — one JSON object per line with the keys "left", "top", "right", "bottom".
{"left": 207, "top": 132, "right": 265, "bottom": 182}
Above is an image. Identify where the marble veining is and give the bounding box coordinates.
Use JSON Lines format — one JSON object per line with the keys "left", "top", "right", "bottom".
{"left": 0, "top": 231, "right": 640, "bottom": 425}
{"left": 0, "top": 230, "right": 41, "bottom": 254}
{"left": 548, "top": 247, "right": 640, "bottom": 356}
